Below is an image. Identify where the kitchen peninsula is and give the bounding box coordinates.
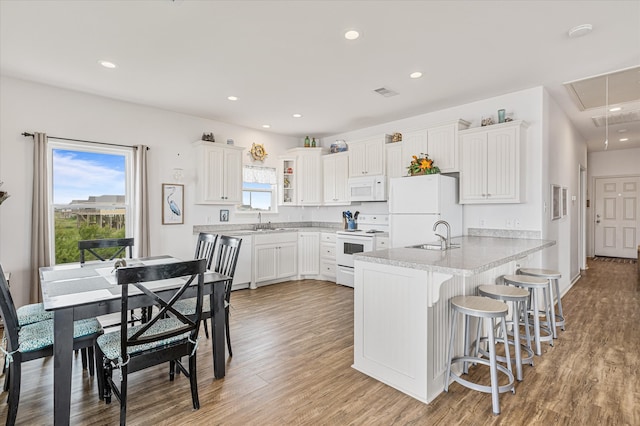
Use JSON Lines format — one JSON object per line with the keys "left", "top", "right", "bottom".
{"left": 352, "top": 235, "right": 555, "bottom": 404}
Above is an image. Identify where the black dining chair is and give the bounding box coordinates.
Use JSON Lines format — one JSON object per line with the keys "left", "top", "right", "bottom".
{"left": 95, "top": 259, "right": 206, "bottom": 425}
{"left": 174, "top": 235, "right": 242, "bottom": 355}
{"left": 78, "top": 237, "right": 149, "bottom": 324}
{"left": 78, "top": 237, "right": 134, "bottom": 264}
{"left": 193, "top": 232, "right": 218, "bottom": 270}
{"left": 0, "top": 264, "right": 103, "bottom": 426}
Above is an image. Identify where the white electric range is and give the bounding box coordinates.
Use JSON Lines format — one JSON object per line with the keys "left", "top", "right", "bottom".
{"left": 336, "top": 214, "right": 389, "bottom": 287}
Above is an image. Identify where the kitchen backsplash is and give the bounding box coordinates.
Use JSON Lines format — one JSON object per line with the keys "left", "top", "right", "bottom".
{"left": 467, "top": 228, "right": 541, "bottom": 239}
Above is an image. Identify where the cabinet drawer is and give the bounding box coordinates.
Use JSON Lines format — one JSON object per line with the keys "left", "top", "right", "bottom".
{"left": 376, "top": 237, "right": 389, "bottom": 249}
{"left": 320, "top": 260, "right": 336, "bottom": 277}
{"left": 321, "top": 242, "right": 336, "bottom": 258}
{"left": 254, "top": 232, "right": 297, "bottom": 245}
{"left": 321, "top": 232, "right": 337, "bottom": 243}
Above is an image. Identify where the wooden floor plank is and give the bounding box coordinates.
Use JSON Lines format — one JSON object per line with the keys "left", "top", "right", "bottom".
{"left": 1, "top": 258, "right": 638, "bottom": 425}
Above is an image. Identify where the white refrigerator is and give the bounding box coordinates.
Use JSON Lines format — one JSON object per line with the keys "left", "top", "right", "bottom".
{"left": 389, "top": 174, "right": 463, "bottom": 248}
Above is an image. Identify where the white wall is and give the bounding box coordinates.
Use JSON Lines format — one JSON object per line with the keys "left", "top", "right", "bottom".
{"left": 542, "top": 89, "right": 588, "bottom": 291}
{"left": 586, "top": 147, "right": 640, "bottom": 256}
{"left": 0, "top": 76, "right": 300, "bottom": 307}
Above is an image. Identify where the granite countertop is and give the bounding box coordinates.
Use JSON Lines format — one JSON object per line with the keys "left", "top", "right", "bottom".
{"left": 354, "top": 236, "right": 555, "bottom": 277}
{"left": 193, "top": 222, "right": 342, "bottom": 236}
{"left": 194, "top": 222, "right": 389, "bottom": 237}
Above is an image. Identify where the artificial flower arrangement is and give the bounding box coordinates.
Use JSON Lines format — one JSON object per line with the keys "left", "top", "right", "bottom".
{"left": 407, "top": 153, "right": 440, "bottom": 176}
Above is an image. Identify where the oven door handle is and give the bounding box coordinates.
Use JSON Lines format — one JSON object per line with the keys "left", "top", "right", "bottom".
{"left": 336, "top": 235, "right": 375, "bottom": 243}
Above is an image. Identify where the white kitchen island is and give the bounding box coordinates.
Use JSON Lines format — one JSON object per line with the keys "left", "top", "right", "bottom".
{"left": 352, "top": 236, "right": 555, "bottom": 404}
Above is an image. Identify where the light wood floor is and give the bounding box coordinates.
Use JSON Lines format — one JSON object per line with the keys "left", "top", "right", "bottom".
{"left": 1, "top": 259, "right": 638, "bottom": 425}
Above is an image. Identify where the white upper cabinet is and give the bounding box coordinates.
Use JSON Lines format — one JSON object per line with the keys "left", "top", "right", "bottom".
{"left": 426, "top": 119, "right": 470, "bottom": 173}
{"left": 323, "top": 152, "right": 350, "bottom": 205}
{"left": 385, "top": 142, "right": 405, "bottom": 179}
{"left": 279, "top": 156, "right": 296, "bottom": 206}
{"left": 193, "top": 141, "right": 244, "bottom": 204}
{"left": 280, "top": 148, "right": 323, "bottom": 206}
{"left": 387, "top": 120, "right": 471, "bottom": 177}
{"left": 348, "top": 135, "right": 388, "bottom": 177}
{"left": 459, "top": 120, "right": 528, "bottom": 204}
{"left": 401, "top": 129, "right": 429, "bottom": 167}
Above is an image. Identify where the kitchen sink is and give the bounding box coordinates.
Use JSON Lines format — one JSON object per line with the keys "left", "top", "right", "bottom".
{"left": 406, "top": 243, "right": 460, "bottom": 251}
{"left": 249, "top": 227, "right": 289, "bottom": 232}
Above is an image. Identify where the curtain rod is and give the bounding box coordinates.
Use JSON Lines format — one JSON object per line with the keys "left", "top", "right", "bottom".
{"left": 21, "top": 132, "right": 149, "bottom": 150}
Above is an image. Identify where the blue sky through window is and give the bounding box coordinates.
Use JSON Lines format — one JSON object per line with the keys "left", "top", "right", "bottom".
{"left": 53, "top": 149, "right": 126, "bottom": 204}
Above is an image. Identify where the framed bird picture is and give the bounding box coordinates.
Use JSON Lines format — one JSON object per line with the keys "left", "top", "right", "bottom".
{"left": 162, "top": 183, "right": 184, "bottom": 225}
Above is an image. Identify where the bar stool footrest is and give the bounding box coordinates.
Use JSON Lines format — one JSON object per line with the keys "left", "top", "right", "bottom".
{"left": 477, "top": 336, "right": 535, "bottom": 366}
{"left": 449, "top": 356, "right": 515, "bottom": 395}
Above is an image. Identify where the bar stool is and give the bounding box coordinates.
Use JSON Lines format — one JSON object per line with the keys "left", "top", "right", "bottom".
{"left": 478, "top": 284, "right": 534, "bottom": 381}
{"left": 445, "top": 295, "right": 514, "bottom": 415}
{"left": 518, "top": 268, "right": 564, "bottom": 337}
{"left": 503, "top": 274, "right": 553, "bottom": 356}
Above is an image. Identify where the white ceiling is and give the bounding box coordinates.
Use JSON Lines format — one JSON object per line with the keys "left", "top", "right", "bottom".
{"left": 1, "top": 1, "right": 639, "bottom": 152}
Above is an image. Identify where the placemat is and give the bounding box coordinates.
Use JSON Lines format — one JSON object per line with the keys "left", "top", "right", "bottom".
{"left": 42, "top": 267, "right": 98, "bottom": 282}
{"left": 46, "top": 276, "right": 113, "bottom": 297}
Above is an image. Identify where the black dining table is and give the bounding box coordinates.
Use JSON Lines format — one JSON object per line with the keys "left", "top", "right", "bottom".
{"left": 40, "top": 255, "right": 229, "bottom": 426}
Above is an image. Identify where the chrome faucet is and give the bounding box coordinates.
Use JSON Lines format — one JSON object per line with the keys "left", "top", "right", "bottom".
{"left": 433, "top": 220, "right": 451, "bottom": 249}
{"left": 258, "top": 212, "right": 262, "bottom": 224}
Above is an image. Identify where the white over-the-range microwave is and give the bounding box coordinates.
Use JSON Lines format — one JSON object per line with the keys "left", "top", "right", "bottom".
{"left": 347, "top": 175, "right": 386, "bottom": 202}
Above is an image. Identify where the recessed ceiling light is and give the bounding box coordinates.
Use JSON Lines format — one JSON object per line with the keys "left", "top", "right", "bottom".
{"left": 410, "top": 72, "right": 423, "bottom": 79}
{"left": 620, "top": 138, "right": 629, "bottom": 142}
{"left": 344, "top": 30, "right": 360, "bottom": 40}
{"left": 609, "top": 106, "right": 622, "bottom": 112}
{"left": 568, "top": 24, "right": 593, "bottom": 38}
{"left": 292, "top": 113, "right": 303, "bottom": 118}
{"left": 99, "top": 60, "right": 117, "bottom": 69}
{"left": 227, "top": 96, "right": 238, "bottom": 101}
{"left": 262, "top": 124, "right": 271, "bottom": 129}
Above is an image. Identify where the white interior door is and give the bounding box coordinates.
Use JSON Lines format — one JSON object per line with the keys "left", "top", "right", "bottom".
{"left": 594, "top": 176, "right": 640, "bottom": 258}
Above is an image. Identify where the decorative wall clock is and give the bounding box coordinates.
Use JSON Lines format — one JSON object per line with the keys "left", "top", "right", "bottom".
{"left": 250, "top": 143, "right": 268, "bottom": 161}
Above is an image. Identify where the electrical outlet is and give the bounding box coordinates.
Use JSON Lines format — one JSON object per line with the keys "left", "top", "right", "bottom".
{"left": 515, "top": 219, "right": 521, "bottom": 228}
{"left": 207, "top": 216, "right": 212, "bottom": 224}
{"left": 506, "top": 219, "right": 513, "bottom": 228}
{"left": 479, "top": 219, "right": 485, "bottom": 227}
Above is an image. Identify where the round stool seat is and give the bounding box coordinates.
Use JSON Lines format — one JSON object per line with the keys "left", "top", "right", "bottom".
{"left": 518, "top": 268, "right": 561, "bottom": 279}
{"left": 450, "top": 295, "right": 508, "bottom": 318}
{"left": 503, "top": 274, "right": 547, "bottom": 288}
{"left": 478, "top": 284, "right": 529, "bottom": 301}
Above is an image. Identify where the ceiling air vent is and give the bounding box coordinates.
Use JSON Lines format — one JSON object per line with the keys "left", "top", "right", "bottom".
{"left": 373, "top": 87, "right": 399, "bottom": 98}
{"left": 591, "top": 109, "right": 640, "bottom": 127}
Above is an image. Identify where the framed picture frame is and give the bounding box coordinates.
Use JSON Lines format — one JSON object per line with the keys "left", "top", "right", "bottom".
{"left": 162, "top": 183, "right": 184, "bottom": 225}
{"left": 551, "top": 184, "right": 561, "bottom": 221}
{"left": 562, "top": 187, "right": 568, "bottom": 218}
{"left": 220, "top": 209, "right": 229, "bottom": 222}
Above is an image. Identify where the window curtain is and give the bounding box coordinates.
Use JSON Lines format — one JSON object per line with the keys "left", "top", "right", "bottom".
{"left": 133, "top": 145, "right": 150, "bottom": 257}
{"left": 243, "top": 165, "right": 277, "bottom": 184}
{"left": 30, "top": 132, "right": 51, "bottom": 303}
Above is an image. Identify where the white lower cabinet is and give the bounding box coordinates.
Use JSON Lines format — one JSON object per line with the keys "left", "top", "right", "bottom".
{"left": 298, "top": 232, "right": 320, "bottom": 275}
{"left": 253, "top": 232, "right": 297, "bottom": 285}
{"left": 229, "top": 234, "right": 253, "bottom": 290}
{"left": 320, "top": 232, "right": 337, "bottom": 282}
